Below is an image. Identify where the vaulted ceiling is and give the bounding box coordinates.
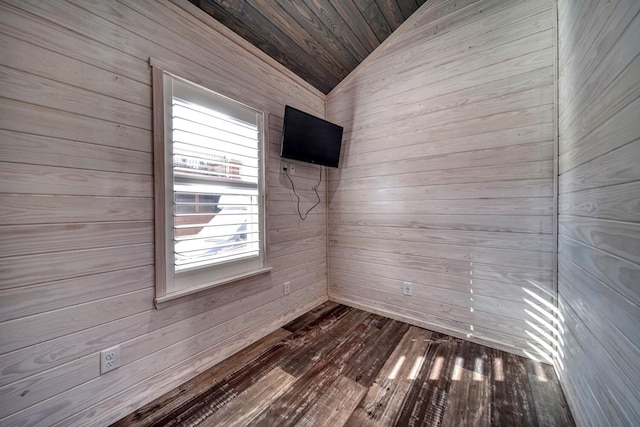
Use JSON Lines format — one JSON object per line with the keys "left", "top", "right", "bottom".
{"left": 188, "top": 0, "right": 428, "bottom": 94}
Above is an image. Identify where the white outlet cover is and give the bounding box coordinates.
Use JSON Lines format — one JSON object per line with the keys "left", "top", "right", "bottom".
{"left": 100, "top": 345, "right": 121, "bottom": 374}
{"left": 284, "top": 281, "right": 291, "bottom": 295}
{"left": 403, "top": 282, "right": 413, "bottom": 296}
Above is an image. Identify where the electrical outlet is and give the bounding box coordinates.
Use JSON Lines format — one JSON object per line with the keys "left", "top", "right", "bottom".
{"left": 283, "top": 281, "right": 291, "bottom": 295}
{"left": 403, "top": 282, "right": 413, "bottom": 296}
{"left": 281, "top": 162, "right": 295, "bottom": 175}
{"left": 100, "top": 345, "right": 121, "bottom": 374}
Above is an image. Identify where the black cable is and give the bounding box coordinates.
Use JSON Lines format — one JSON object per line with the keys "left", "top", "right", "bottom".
{"left": 284, "top": 166, "right": 322, "bottom": 220}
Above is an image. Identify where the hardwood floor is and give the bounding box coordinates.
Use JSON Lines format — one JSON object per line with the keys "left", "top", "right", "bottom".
{"left": 112, "top": 302, "right": 575, "bottom": 426}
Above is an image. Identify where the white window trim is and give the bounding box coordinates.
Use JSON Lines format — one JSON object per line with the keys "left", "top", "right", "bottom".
{"left": 151, "top": 64, "right": 271, "bottom": 307}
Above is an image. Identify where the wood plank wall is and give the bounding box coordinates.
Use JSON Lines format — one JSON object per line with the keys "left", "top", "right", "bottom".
{"left": 0, "top": 0, "right": 327, "bottom": 425}
{"left": 556, "top": 1, "right": 640, "bottom": 425}
{"left": 326, "top": 0, "right": 557, "bottom": 359}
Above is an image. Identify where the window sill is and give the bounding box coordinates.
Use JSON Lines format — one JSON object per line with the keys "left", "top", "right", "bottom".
{"left": 154, "top": 266, "right": 272, "bottom": 309}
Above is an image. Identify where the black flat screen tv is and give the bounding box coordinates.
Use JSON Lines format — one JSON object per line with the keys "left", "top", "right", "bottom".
{"left": 280, "top": 105, "right": 343, "bottom": 168}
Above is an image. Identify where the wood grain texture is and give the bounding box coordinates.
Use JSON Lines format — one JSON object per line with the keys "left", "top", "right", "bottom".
{"left": 199, "top": 367, "right": 298, "bottom": 426}
{"left": 558, "top": 215, "right": 640, "bottom": 265}
{"left": 0, "top": 98, "right": 152, "bottom": 153}
{"left": 329, "top": 235, "right": 553, "bottom": 270}
{"left": 64, "top": 291, "right": 327, "bottom": 427}
{"left": 0, "top": 64, "right": 151, "bottom": 130}
{"left": 329, "top": 270, "right": 551, "bottom": 323}
{"left": 358, "top": 0, "right": 393, "bottom": 43}
{"left": 0, "top": 221, "right": 152, "bottom": 258}
{"left": 2, "top": 284, "right": 327, "bottom": 426}
{"left": 328, "top": 0, "right": 379, "bottom": 52}
{"left": 333, "top": 0, "right": 548, "bottom": 99}
{"left": 196, "top": 0, "right": 336, "bottom": 93}
{"left": 116, "top": 328, "right": 292, "bottom": 426}
{"left": 330, "top": 0, "right": 554, "bottom": 108}
{"left": 0, "top": 162, "right": 152, "bottom": 197}
{"left": 262, "top": 0, "right": 358, "bottom": 72}
{"left": 328, "top": 282, "right": 552, "bottom": 346}
{"left": 328, "top": 179, "right": 554, "bottom": 202}
{"left": 556, "top": 297, "right": 640, "bottom": 426}
{"left": 0, "top": 33, "right": 151, "bottom": 107}
{"left": 0, "top": 274, "right": 310, "bottom": 390}
{"left": 333, "top": 140, "right": 555, "bottom": 182}
{"left": 557, "top": 0, "right": 640, "bottom": 425}
{"left": 0, "top": 2, "right": 149, "bottom": 84}
{"left": 296, "top": 375, "right": 367, "bottom": 427}
{"left": 329, "top": 225, "right": 554, "bottom": 252}
{"left": 0, "top": 266, "right": 153, "bottom": 322}
{"left": 326, "top": 0, "right": 556, "bottom": 358}
{"left": 558, "top": 181, "right": 640, "bottom": 222}
{"left": 302, "top": 0, "right": 371, "bottom": 61}
{"left": 558, "top": 256, "right": 640, "bottom": 369}
{"left": 347, "top": 326, "right": 433, "bottom": 425}
{"left": 328, "top": 294, "right": 546, "bottom": 361}
{"left": 112, "top": 303, "right": 574, "bottom": 426}
{"left": 375, "top": 0, "right": 405, "bottom": 31}
{"left": 0, "top": 0, "right": 326, "bottom": 425}
{"left": 190, "top": 0, "right": 428, "bottom": 93}
{"left": 441, "top": 340, "right": 490, "bottom": 427}
{"left": 329, "top": 254, "right": 553, "bottom": 296}
{"left": 0, "top": 129, "right": 152, "bottom": 175}
{"left": 558, "top": 139, "right": 640, "bottom": 193}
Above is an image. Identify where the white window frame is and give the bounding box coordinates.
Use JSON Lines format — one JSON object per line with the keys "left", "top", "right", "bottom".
{"left": 152, "top": 66, "right": 270, "bottom": 305}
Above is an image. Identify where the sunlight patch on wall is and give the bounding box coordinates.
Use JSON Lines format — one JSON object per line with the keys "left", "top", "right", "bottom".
{"left": 522, "top": 282, "right": 560, "bottom": 364}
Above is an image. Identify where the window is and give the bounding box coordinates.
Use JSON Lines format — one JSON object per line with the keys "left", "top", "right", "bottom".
{"left": 153, "top": 68, "right": 269, "bottom": 303}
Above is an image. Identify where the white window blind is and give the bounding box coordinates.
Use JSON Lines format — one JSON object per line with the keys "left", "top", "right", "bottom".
{"left": 157, "top": 72, "right": 266, "bottom": 297}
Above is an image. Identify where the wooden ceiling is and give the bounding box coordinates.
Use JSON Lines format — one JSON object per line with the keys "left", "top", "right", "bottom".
{"left": 189, "top": 0, "right": 428, "bottom": 94}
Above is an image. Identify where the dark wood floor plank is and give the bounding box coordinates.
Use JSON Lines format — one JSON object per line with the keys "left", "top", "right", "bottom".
{"left": 282, "top": 300, "right": 341, "bottom": 333}
{"left": 112, "top": 327, "right": 292, "bottom": 426}
{"left": 526, "top": 359, "right": 576, "bottom": 427}
{"left": 144, "top": 305, "right": 356, "bottom": 426}
{"left": 362, "top": 312, "right": 389, "bottom": 329}
{"left": 342, "top": 318, "right": 411, "bottom": 387}
{"left": 394, "top": 333, "right": 460, "bottom": 426}
{"left": 111, "top": 304, "right": 575, "bottom": 427}
{"left": 250, "top": 312, "right": 384, "bottom": 426}
{"left": 347, "top": 326, "right": 433, "bottom": 426}
{"left": 490, "top": 349, "right": 538, "bottom": 427}
{"left": 279, "top": 308, "right": 369, "bottom": 378}
{"left": 199, "top": 367, "right": 296, "bottom": 427}
{"left": 146, "top": 341, "right": 292, "bottom": 426}
{"left": 441, "top": 339, "right": 491, "bottom": 427}
{"left": 295, "top": 375, "right": 367, "bottom": 427}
